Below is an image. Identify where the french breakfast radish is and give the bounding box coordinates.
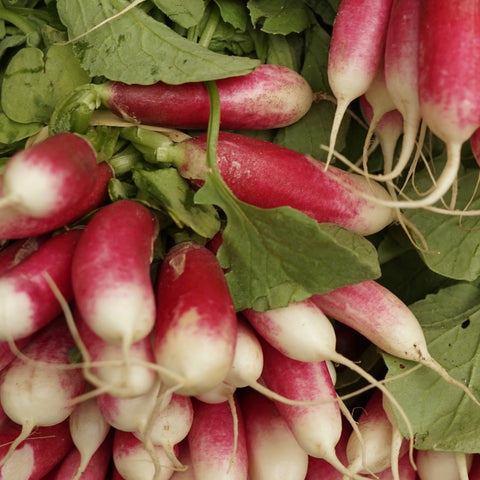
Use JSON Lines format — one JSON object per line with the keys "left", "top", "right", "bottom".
{"left": 0, "top": 318, "right": 85, "bottom": 466}
{"left": 0, "top": 418, "right": 73, "bottom": 480}
{"left": 240, "top": 387, "right": 309, "bottom": 480}
{"left": 0, "top": 160, "right": 112, "bottom": 241}
{"left": 188, "top": 397, "right": 248, "bottom": 480}
{"left": 326, "top": 0, "right": 393, "bottom": 167}
{"left": 416, "top": 450, "right": 473, "bottom": 480}
{"left": 0, "top": 229, "right": 82, "bottom": 341}
{"left": 0, "top": 132, "right": 98, "bottom": 218}
{"left": 72, "top": 199, "right": 158, "bottom": 350}
{"left": 311, "top": 280, "right": 480, "bottom": 406}
{"left": 153, "top": 241, "right": 237, "bottom": 396}
{"left": 166, "top": 131, "right": 396, "bottom": 236}
{"left": 99, "top": 64, "right": 313, "bottom": 130}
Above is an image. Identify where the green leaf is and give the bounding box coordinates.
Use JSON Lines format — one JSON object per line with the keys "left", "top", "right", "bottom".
{"left": 133, "top": 168, "right": 221, "bottom": 239}
{"left": 304, "top": 0, "right": 340, "bottom": 26}
{"left": 247, "top": 0, "right": 315, "bottom": 35}
{"left": 0, "top": 110, "right": 42, "bottom": 144}
{"left": 152, "top": 0, "right": 205, "bottom": 29}
{"left": 195, "top": 172, "right": 381, "bottom": 311}
{"left": 1, "top": 44, "right": 90, "bottom": 123}
{"left": 403, "top": 162, "right": 480, "bottom": 281}
{"left": 56, "top": 0, "right": 260, "bottom": 85}
{"left": 214, "top": 0, "right": 249, "bottom": 31}
{"left": 383, "top": 283, "right": 480, "bottom": 452}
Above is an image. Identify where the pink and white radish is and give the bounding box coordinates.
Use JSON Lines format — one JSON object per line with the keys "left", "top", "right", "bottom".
{"left": 257, "top": 338, "right": 364, "bottom": 479}
{"left": 72, "top": 199, "right": 158, "bottom": 351}
{"left": 167, "top": 131, "right": 395, "bottom": 236}
{"left": 326, "top": 0, "right": 393, "bottom": 167}
{"left": 188, "top": 397, "right": 248, "bottom": 480}
{"left": 153, "top": 241, "right": 237, "bottom": 396}
{"left": 68, "top": 396, "right": 111, "bottom": 480}
{"left": 0, "top": 418, "right": 73, "bottom": 480}
{"left": 0, "top": 318, "right": 85, "bottom": 466}
{"left": 311, "top": 279, "right": 480, "bottom": 405}
{"left": 73, "top": 306, "right": 158, "bottom": 398}
{"left": 47, "top": 432, "right": 113, "bottom": 480}
{"left": 113, "top": 429, "right": 178, "bottom": 480}
{"left": 416, "top": 449, "right": 473, "bottom": 480}
{"left": 240, "top": 387, "right": 309, "bottom": 480}
{"left": 100, "top": 64, "right": 313, "bottom": 130}
{"left": 0, "top": 229, "right": 82, "bottom": 341}
{"left": 0, "top": 160, "right": 112, "bottom": 241}
{"left": 170, "top": 440, "right": 195, "bottom": 480}
{"left": 0, "top": 132, "right": 98, "bottom": 218}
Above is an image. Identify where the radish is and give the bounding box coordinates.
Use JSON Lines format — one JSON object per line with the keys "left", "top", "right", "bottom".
{"left": 0, "top": 229, "right": 82, "bottom": 341}
{"left": 240, "top": 387, "right": 309, "bottom": 480}
{"left": 170, "top": 441, "right": 195, "bottom": 480}
{"left": 326, "top": 0, "right": 393, "bottom": 167}
{"left": 406, "top": 0, "right": 480, "bottom": 208}
{"left": 257, "top": 338, "right": 365, "bottom": 480}
{"left": 416, "top": 450, "right": 473, "bottom": 480}
{"left": 188, "top": 397, "right": 248, "bottom": 480}
{"left": 99, "top": 64, "right": 314, "bottom": 130}
{"left": 0, "top": 318, "right": 85, "bottom": 467}
{"left": 0, "top": 418, "right": 73, "bottom": 480}
{"left": 345, "top": 390, "right": 408, "bottom": 478}
{"left": 68, "top": 396, "right": 111, "bottom": 480}
{"left": 153, "top": 241, "right": 237, "bottom": 396}
{"left": 0, "top": 336, "right": 32, "bottom": 372}
{"left": 311, "top": 279, "right": 480, "bottom": 406}
{"left": 166, "top": 131, "right": 396, "bottom": 236}
{"left": 73, "top": 305, "right": 158, "bottom": 398}
{"left": 113, "top": 429, "right": 178, "bottom": 480}
{"left": 0, "top": 161, "right": 112, "bottom": 241}
{"left": 72, "top": 199, "right": 158, "bottom": 351}
{"left": 47, "top": 432, "right": 113, "bottom": 480}
{"left": 0, "top": 236, "right": 46, "bottom": 274}
{"left": 0, "top": 132, "right": 98, "bottom": 218}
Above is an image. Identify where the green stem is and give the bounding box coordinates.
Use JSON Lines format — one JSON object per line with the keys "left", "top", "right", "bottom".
{"left": 205, "top": 80, "right": 221, "bottom": 175}
{"left": 0, "top": 6, "right": 36, "bottom": 35}
{"left": 198, "top": 4, "right": 220, "bottom": 48}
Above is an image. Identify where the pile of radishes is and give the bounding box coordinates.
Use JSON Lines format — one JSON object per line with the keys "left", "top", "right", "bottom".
{"left": 1, "top": 0, "right": 480, "bottom": 479}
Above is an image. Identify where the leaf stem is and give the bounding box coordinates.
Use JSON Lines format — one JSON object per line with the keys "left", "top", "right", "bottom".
{"left": 198, "top": 4, "right": 220, "bottom": 48}
{"left": 0, "top": 6, "right": 37, "bottom": 35}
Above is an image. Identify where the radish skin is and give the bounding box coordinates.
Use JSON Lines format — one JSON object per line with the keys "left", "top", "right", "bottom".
{"left": 0, "top": 161, "right": 112, "bottom": 241}
{"left": 0, "top": 230, "right": 82, "bottom": 341}
{"left": 326, "top": 0, "right": 393, "bottom": 167}
{"left": 188, "top": 397, "right": 248, "bottom": 480}
{"left": 416, "top": 450, "right": 473, "bottom": 480}
{"left": 0, "top": 418, "right": 73, "bottom": 480}
{"left": 0, "top": 133, "right": 98, "bottom": 218}
{"left": 0, "top": 318, "right": 85, "bottom": 467}
{"left": 72, "top": 199, "right": 158, "bottom": 349}
{"left": 167, "top": 131, "right": 396, "bottom": 236}
{"left": 101, "top": 64, "right": 313, "bottom": 130}
{"left": 153, "top": 241, "right": 237, "bottom": 396}
{"left": 240, "top": 387, "right": 309, "bottom": 480}
{"left": 311, "top": 280, "right": 480, "bottom": 406}
{"left": 0, "top": 237, "right": 46, "bottom": 274}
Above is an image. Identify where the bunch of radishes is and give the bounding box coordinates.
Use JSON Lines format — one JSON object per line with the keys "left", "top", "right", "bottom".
{"left": 0, "top": 1, "right": 480, "bottom": 478}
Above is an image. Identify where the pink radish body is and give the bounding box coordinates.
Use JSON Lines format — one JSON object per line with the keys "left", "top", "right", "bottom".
{"left": 0, "top": 236, "right": 46, "bottom": 274}
{"left": 113, "top": 429, "right": 178, "bottom": 480}
{"left": 153, "top": 241, "right": 237, "bottom": 396}
{"left": 68, "top": 396, "right": 111, "bottom": 479}
{"left": 74, "top": 307, "right": 157, "bottom": 398}
{"left": 0, "top": 132, "right": 98, "bottom": 218}
{"left": 0, "top": 318, "right": 85, "bottom": 465}
{"left": 408, "top": 0, "right": 480, "bottom": 207}
{"left": 47, "top": 433, "right": 113, "bottom": 480}
{"left": 0, "top": 419, "right": 73, "bottom": 480}
{"left": 258, "top": 338, "right": 361, "bottom": 479}
{"left": 101, "top": 64, "right": 313, "bottom": 130}
{"left": 383, "top": 0, "right": 421, "bottom": 180}
{"left": 167, "top": 131, "right": 395, "bottom": 236}
{"left": 311, "top": 280, "right": 480, "bottom": 406}
{"left": 72, "top": 199, "right": 158, "bottom": 348}
{"left": 188, "top": 397, "right": 248, "bottom": 480}
{"left": 240, "top": 388, "right": 309, "bottom": 480}
{"left": 0, "top": 161, "right": 112, "bottom": 241}
{"left": 0, "top": 229, "right": 82, "bottom": 341}
{"left": 326, "top": 0, "right": 393, "bottom": 165}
